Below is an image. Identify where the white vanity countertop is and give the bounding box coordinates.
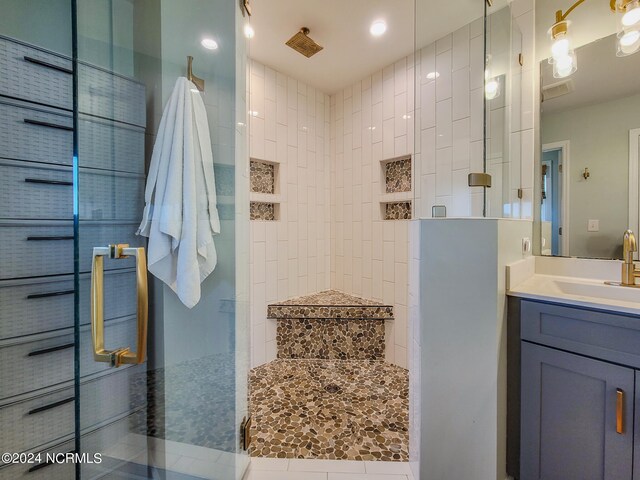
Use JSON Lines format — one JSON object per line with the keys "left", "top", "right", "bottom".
{"left": 507, "top": 256, "right": 640, "bottom": 316}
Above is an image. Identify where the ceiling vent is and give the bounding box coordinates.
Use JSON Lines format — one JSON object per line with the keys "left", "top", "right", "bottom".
{"left": 542, "top": 79, "right": 575, "bottom": 102}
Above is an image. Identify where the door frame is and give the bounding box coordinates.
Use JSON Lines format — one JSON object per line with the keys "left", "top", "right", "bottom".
{"left": 629, "top": 128, "right": 640, "bottom": 260}
{"left": 542, "top": 140, "right": 570, "bottom": 256}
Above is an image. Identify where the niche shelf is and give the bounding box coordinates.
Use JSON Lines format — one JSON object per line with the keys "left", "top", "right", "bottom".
{"left": 250, "top": 158, "right": 280, "bottom": 221}
{"left": 379, "top": 155, "right": 412, "bottom": 220}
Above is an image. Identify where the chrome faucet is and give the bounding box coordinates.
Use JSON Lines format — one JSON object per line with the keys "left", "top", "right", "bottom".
{"left": 622, "top": 230, "right": 639, "bottom": 286}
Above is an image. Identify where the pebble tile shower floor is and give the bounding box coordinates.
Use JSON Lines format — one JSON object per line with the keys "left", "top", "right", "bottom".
{"left": 249, "top": 359, "right": 409, "bottom": 461}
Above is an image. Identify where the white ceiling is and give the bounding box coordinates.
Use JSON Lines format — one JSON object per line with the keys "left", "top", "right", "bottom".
{"left": 541, "top": 33, "right": 640, "bottom": 113}
{"left": 247, "top": 0, "right": 497, "bottom": 94}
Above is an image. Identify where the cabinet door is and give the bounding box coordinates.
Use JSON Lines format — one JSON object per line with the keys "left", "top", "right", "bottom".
{"left": 634, "top": 371, "right": 640, "bottom": 480}
{"left": 521, "top": 342, "right": 634, "bottom": 480}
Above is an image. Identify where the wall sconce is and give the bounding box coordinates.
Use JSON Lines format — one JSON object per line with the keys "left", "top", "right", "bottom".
{"left": 549, "top": 0, "right": 640, "bottom": 78}
{"left": 614, "top": 0, "right": 640, "bottom": 55}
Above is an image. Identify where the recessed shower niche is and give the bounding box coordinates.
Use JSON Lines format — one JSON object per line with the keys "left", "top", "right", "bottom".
{"left": 250, "top": 158, "right": 280, "bottom": 221}
{"left": 380, "top": 155, "right": 413, "bottom": 220}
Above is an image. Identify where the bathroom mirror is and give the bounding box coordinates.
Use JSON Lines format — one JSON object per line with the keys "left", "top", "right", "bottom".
{"left": 536, "top": 1, "right": 640, "bottom": 259}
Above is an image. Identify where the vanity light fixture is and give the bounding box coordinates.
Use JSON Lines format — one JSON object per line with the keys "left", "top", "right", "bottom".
{"left": 549, "top": 0, "right": 640, "bottom": 78}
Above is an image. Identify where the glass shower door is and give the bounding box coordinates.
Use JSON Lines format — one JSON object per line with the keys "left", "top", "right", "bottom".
{"left": 74, "top": 1, "right": 249, "bottom": 479}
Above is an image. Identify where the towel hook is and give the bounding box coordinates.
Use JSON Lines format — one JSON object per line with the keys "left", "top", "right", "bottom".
{"left": 187, "top": 56, "right": 205, "bottom": 92}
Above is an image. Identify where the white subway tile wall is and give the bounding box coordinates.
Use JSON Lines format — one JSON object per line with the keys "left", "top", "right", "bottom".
{"left": 407, "top": 1, "right": 535, "bottom": 477}
{"left": 331, "top": 51, "right": 415, "bottom": 367}
{"left": 249, "top": 2, "right": 536, "bottom": 369}
{"left": 249, "top": 60, "right": 332, "bottom": 368}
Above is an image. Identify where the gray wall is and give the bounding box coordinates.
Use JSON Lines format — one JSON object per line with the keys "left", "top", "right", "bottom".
{"left": 542, "top": 93, "right": 640, "bottom": 258}
{"left": 0, "top": 0, "right": 72, "bottom": 55}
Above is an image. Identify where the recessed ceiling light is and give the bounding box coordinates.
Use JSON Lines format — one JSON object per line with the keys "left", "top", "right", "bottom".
{"left": 370, "top": 20, "right": 387, "bottom": 37}
{"left": 426, "top": 71, "right": 440, "bottom": 80}
{"left": 201, "top": 38, "right": 218, "bottom": 50}
{"left": 244, "top": 24, "right": 255, "bottom": 39}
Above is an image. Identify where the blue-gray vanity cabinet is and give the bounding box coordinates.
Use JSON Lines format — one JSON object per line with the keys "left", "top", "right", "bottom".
{"left": 520, "top": 341, "right": 634, "bottom": 480}
{"left": 514, "top": 298, "right": 640, "bottom": 480}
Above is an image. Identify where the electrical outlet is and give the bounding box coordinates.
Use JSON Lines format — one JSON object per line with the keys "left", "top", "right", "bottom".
{"left": 588, "top": 219, "right": 599, "bottom": 232}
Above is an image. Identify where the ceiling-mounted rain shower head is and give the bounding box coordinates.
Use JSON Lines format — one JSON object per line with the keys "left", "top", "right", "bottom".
{"left": 285, "top": 27, "right": 323, "bottom": 58}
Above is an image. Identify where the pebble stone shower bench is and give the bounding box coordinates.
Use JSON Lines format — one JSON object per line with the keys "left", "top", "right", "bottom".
{"left": 267, "top": 290, "right": 394, "bottom": 360}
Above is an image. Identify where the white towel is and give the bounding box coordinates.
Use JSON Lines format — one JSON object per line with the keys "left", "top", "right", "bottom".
{"left": 137, "top": 77, "right": 220, "bottom": 308}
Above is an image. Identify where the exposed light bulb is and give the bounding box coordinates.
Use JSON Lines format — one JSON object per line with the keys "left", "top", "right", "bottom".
{"left": 485, "top": 79, "right": 499, "bottom": 100}
{"left": 620, "top": 29, "right": 640, "bottom": 46}
{"left": 370, "top": 20, "right": 387, "bottom": 37}
{"left": 244, "top": 24, "right": 255, "bottom": 39}
{"left": 201, "top": 38, "right": 218, "bottom": 50}
{"left": 551, "top": 37, "right": 570, "bottom": 60}
{"left": 622, "top": 1, "right": 640, "bottom": 26}
{"left": 618, "top": 28, "right": 640, "bottom": 55}
{"left": 554, "top": 54, "right": 575, "bottom": 78}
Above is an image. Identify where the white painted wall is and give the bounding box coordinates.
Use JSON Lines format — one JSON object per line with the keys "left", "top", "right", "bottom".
{"left": 410, "top": 218, "right": 532, "bottom": 480}
{"left": 248, "top": 60, "right": 332, "bottom": 367}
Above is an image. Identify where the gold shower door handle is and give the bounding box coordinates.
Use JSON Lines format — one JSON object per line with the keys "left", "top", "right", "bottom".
{"left": 91, "top": 245, "right": 148, "bottom": 367}
{"left": 616, "top": 388, "right": 624, "bottom": 434}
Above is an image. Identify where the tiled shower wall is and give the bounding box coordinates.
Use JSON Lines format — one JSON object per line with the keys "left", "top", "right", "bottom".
{"left": 330, "top": 17, "right": 491, "bottom": 367}
{"left": 249, "top": 60, "right": 332, "bottom": 367}
{"left": 330, "top": 58, "right": 415, "bottom": 367}
{"left": 249, "top": 2, "right": 537, "bottom": 369}
{"left": 412, "top": 18, "right": 486, "bottom": 218}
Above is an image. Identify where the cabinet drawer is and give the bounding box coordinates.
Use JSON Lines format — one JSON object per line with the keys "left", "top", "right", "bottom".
{"left": 0, "top": 160, "right": 72, "bottom": 220}
{"left": 0, "top": 331, "right": 74, "bottom": 400}
{"left": 0, "top": 38, "right": 72, "bottom": 110}
{"left": 79, "top": 316, "right": 140, "bottom": 379}
{"left": 78, "top": 63, "right": 145, "bottom": 127}
{"left": 0, "top": 162, "right": 144, "bottom": 222}
{"left": 79, "top": 169, "right": 145, "bottom": 221}
{"left": 0, "top": 222, "right": 73, "bottom": 279}
{"left": 0, "top": 270, "right": 137, "bottom": 340}
{"left": 0, "top": 316, "right": 141, "bottom": 401}
{"left": 0, "top": 101, "right": 73, "bottom": 165}
{"left": 0, "top": 388, "right": 74, "bottom": 455}
{"left": 0, "top": 221, "right": 143, "bottom": 279}
{"left": 0, "top": 440, "right": 75, "bottom": 479}
{"left": 80, "top": 363, "right": 147, "bottom": 431}
{"left": 521, "top": 300, "right": 640, "bottom": 368}
{"left": 78, "top": 115, "right": 145, "bottom": 174}
{"left": 77, "top": 222, "right": 143, "bottom": 274}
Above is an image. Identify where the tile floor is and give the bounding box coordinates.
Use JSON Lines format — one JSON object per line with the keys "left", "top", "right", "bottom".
{"left": 243, "top": 458, "right": 415, "bottom": 480}
{"left": 249, "top": 359, "right": 409, "bottom": 461}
